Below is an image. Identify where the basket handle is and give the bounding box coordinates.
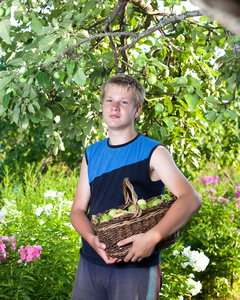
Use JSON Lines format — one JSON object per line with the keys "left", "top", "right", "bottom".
{"left": 123, "top": 178, "right": 142, "bottom": 217}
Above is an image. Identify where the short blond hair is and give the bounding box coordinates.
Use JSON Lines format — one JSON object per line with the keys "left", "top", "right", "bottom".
{"left": 101, "top": 74, "right": 145, "bottom": 107}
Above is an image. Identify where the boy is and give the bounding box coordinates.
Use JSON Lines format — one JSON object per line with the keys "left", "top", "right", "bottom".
{"left": 70, "top": 74, "right": 201, "bottom": 300}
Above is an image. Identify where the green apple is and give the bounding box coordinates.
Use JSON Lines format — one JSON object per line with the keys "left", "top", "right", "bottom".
{"left": 113, "top": 209, "right": 125, "bottom": 218}
{"left": 154, "top": 103, "right": 164, "bottom": 113}
{"left": 53, "top": 72, "right": 60, "bottom": 80}
{"left": 0, "top": 8, "right": 5, "bottom": 17}
{"left": 223, "top": 111, "right": 231, "bottom": 119}
{"left": 19, "top": 75, "right": 28, "bottom": 83}
{"left": 108, "top": 209, "right": 116, "bottom": 218}
{"left": 79, "top": 29, "right": 89, "bottom": 38}
{"left": 147, "top": 76, "right": 157, "bottom": 85}
{"left": 96, "top": 76, "right": 103, "bottom": 86}
{"left": 128, "top": 204, "right": 135, "bottom": 212}
{"left": 139, "top": 204, "right": 147, "bottom": 210}
{"left": 137, "top": 199, "right": 147, "bottom": 206}
{"left": 147, "top": 200, "right": 154, "bottom": 208}
{"left": 22, "top": 14, "right": 29, "bottom": 23}
{"left": 100, "top": 214, "right": 111, "bottom": 222}
{"left": 5, "top": 7, "right": 11, "bottom": 17}
{"left": 152, "top": 199, "right": 162, "bottom": 206}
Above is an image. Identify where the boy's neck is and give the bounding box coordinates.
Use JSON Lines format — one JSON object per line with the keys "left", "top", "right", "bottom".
{"left": 108, "top": 129, "right": 138, "bottom": 146}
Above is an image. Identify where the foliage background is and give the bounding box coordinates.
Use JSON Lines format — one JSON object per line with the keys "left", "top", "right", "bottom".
{"left": 0, "top": 0, "right": 239, "bottom": 179}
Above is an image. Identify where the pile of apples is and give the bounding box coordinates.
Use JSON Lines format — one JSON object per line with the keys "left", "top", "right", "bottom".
{"left": 92, "top": 197, "right": 164, "bottom": 223}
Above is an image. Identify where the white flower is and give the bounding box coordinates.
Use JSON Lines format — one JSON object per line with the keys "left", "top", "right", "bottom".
{"left": 189, "top": 273, "right": 195, "bottom": 278}
{"left": 44, "top": 190, "right": 58, "bottom": 198}
{"left": 35, "top": 206, "right": 44, "bottom": 216}
{"left": 181, "top": 246, "right": 210, "bottom": 272}
{"left": 0, "top": 206, "right": 7, "bottom": 223}
{"left": 192, "top": 252, "right": 210, "bottom": 272}
{"left": 186, "top": 278, "right": 202, "bottom": 296}
{"left": 54, "top": 115, "right": 60, "bottom": 123}
{"left": 178, "top": 296, "right": 184, "bottom": 300}
{"left": 181, "top": 262, "right": 189, "bottom": 268}
{"left": 44, "top": 203, "right": 53, "bottom": 216}
{"left": 173, "top": 250, "right": 179, "bottom": 256}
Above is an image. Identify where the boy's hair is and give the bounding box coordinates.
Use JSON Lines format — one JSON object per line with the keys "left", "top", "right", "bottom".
{"left": 101, "top": 74, "right": 145, "bottom": 107}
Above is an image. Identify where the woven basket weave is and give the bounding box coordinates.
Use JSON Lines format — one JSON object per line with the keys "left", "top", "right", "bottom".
{"left": 91, "top": 178, "right": 179, "bottom": 259}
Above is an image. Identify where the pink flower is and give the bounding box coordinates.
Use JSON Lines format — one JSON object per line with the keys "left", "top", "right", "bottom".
{"left": 219, "top": 196, "right": 230, "bottom": 203}
{"left": 230, "top": 214, "right": 235, "bottom": 222}
{"left": 18, "top": 245, "right": 42, "bottom": 264}
{"left": 198, "top": 193, "right": 203, "bottom": 199}
{"left": 234, "top": 190, "right": 240, "bottom": 198}
{"left": 201, "top": 176, "right": 219, "bottom": 185}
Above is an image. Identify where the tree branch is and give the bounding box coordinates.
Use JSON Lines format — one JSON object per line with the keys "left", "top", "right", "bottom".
{"left": 120, "top": 10, "right": 202, "bottom": 52}
{"left": 101, "top": 0, "right": 131, "bottom": 32}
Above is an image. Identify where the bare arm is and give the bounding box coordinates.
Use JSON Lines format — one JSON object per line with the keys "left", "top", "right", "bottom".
{"left": 70, "top": 154, "right": 120, "bottom": 264}
{"left": 119, "top": 146, "right": 201, "bottom": 262}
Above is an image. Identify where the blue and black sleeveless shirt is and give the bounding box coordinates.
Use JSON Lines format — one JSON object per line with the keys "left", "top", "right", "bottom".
{"left": 80, "top": 133, "right": 165, "bottom": 268}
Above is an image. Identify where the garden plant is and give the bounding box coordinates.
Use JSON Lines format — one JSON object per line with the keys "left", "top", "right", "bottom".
{"left": 0, "top": 165, "right": 239, "bottom": 299}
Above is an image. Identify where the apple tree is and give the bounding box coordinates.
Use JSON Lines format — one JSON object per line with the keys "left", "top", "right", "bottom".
{"left": 0, "top": 0, "right": 239, "bottom": 175}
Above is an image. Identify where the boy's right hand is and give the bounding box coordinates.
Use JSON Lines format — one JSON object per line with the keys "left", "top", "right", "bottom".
{"left": 92, "top": 236, "right": 122, "bottom": 264}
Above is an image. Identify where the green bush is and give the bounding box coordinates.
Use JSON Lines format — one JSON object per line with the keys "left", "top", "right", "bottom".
{"left": 161, "top": 171, "right": 240, "bottom": 299}
{"left": 1, "top": 165, "right": 239, "bottom": 299}
{"left": 0, "top": 166, "right": 80, "bottom": 299}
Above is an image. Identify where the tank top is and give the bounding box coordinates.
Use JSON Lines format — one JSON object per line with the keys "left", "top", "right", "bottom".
{"left": 80, "top": 133, "right": 165, "bottom": 268}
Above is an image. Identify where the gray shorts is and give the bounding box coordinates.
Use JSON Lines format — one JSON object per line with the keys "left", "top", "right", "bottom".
{"left": 71, "top": 257, "right": 162, "bottom": 300}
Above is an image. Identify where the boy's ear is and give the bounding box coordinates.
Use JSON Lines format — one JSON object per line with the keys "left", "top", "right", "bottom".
{"left": 135, "top": 105, "right": 142, "bottom": 118}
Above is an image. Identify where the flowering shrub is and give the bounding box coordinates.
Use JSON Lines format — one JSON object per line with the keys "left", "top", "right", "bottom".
{"left": 179, "top": 173, "right": 240, "bottom": 299}
{"left": 0, "top": 236, "right": 17, "bottom": 263}
{"left": 160, "top": 245, "right": 210, "bottom": 299}
{"left": 0, "top": 166, "right": 239, "bottom": 299}
{"left": 0, "top": 166, "right": 80, "bottom": 299}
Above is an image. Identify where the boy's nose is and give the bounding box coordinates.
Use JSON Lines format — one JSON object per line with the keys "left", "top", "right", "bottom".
{"left": 111, "top": 103, "right": 120, "bottom": 111}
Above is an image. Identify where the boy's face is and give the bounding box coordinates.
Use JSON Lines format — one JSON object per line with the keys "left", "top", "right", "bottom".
{"left": 102, "top": 84, "right": 142, "bottom": 131}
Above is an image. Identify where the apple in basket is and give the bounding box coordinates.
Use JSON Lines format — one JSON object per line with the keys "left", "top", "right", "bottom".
{"left": 112, "top": 209, "right": 125, "bottom": 218}
{"left": 137, "top": 199, "right": 147, "bottom": 210}
{"left": 100, "top": 214, "right": 111, "bottom": 222}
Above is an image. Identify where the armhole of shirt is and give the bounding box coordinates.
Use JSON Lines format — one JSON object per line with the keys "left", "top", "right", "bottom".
{"left": 84, "top": 149, "right": 88, "bottom": 165}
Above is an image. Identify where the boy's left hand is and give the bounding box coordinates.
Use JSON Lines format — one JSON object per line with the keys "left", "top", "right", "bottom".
{"left": 117, "top": 231, "right": 157, "bottom": 263}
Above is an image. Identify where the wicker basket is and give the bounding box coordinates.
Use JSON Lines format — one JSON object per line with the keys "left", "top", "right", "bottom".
{"left": 91, "top": 178, "right": 179, "bottom": 259}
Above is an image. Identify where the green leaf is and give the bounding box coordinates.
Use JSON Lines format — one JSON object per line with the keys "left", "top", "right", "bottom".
{"left": 7, "top": 58, "right": 24, "bottom": 67}
{"left": 226, "top": 73, "right": 237, "bottom": 84}
{"left": 185, "top": 94, "right": 199, "bottom": 110}
{"left": 0, "top": 20, "right": 11, "bottom": 44}
{"left": 27, "top": 104, "right": 35, "bottom": 114}
{"left": 31, "top": 19, "right": 43, "bottom": 33}
{"left": 215, "top": 113, "right": 224, "bottom": 124}
{"left": 39, "top": 35, "right": 58, "bottom": 51}
{"left": 12, "top": 104, "right": 20, "bottom": 124}
{"left": 206, "top": 96, "right": 217, "bottom": 104}
{"left": 163, "top": 117, "right": 175, "bottom": 131}
{"left": 73, "top": 68, "right": 86, "bottom": 86}
{"left": 41, "top": 106, "right": 53, "bottom": 119}
{"left": 229, "top": 110, "right": 237, "bottom": 120}
{"left": 206, "top": 110, "right": 217, "bottom": 121}
{"left": 188, "top": 77, "right": 201, "bottom": 89}
{"left": 66, "top": 61, "right": 76, "bottom": 77}
{"left": 3, "top": 93, "right": 10, "bottom": 109}
{"left": 0, "top": 104, "right": 6, "bottom": 115}
{"left": 227, "top": 34, "right": 240, "bottom": 45}
{"left": 36, "top": 72, "right": 50, "bottom": 88}
{"left": 0, "top": 75, "right": 14, "bottom": 91}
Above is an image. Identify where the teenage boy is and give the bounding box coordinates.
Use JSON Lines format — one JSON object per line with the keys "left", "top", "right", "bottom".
{"left": 70, "top": 74, "right": 201, "bottom": 300}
